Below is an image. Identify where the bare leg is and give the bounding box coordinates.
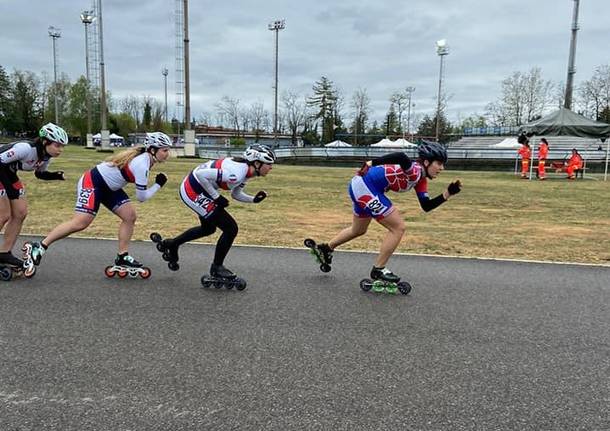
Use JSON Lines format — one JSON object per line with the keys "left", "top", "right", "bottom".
{"left": 114, "top": 203, "right": 136, "bottom": 254}
{"left": 328, "top": 215, "right": 372, "bottom": 250}
{"left": 42, "top": 212, "right": 96, "bottom": 247}
{"left": 0, "top": 196, "right": 12, "bottom": 251}
{"left": 1, "top": 197, "right": 27, "bottom": 252}
{"left": 374, "top": 210, "right": 406, "bottom": 268}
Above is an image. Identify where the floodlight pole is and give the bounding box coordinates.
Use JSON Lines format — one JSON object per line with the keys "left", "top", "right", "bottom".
{"left": 80, "top": 11, "right": 95, "bottom": 135}
{"left": 435, "top": 40, "right": 449, "bottom": 143}
{"left": 48, "top": 26, "right": 61, "bottom": 124}
{"left": 564, "top": 0, "right": 580, "bottom": 110}
{"left": 269, "top": 19, "right": 285, "bottom": 147}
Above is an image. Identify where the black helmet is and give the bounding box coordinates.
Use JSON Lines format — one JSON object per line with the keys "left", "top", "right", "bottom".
{"left": 418, "top": 142, "right": 448, "bottom": 164}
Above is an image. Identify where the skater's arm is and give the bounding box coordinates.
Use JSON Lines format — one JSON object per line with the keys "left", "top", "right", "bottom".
{"left": 193, "top": 169, "right": 222, "bottom": 199}
{"left": 0, "top": 142, "right": 29, "bottom": 165}
{"left": 371, "top": 152, "right": 412, "bottom": 170}
{"left": 416, "top": 180, "right": 461, "bottom": 212}
{"left": 230, "top": 184, "right": 255, "bottom": 203}
{"left": 34, "top": 170, "right": 64, "bottom": 180}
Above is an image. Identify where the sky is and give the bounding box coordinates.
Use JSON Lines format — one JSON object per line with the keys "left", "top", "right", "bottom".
{"left": 1, "top": 0, "right": 609, "bottom": 126}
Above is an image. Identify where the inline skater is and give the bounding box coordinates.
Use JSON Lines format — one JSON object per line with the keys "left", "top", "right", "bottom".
{"left": 151, "top": 144, "right": 274, "bottom": 289}
{"left": 23, "top": 132, "right": 171, "bottom": 278}
{"left": 0, "top": 123, "right": 68, "bottom": 277}
{"left": 307, "top": 142, "right": 461, "bottom": 293}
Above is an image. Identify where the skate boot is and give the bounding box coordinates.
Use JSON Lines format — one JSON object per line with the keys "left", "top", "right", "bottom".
{"left": 105, "top": 253, "right": 151, "bottom": 279}
{"left": 370, "top": 266, "right": 400, "bottom": 294}
{"left": 303, "top": 238, "right": 333, "bottom": 272}
{"left": 0, "top": 252, "right": 27, "bottom": 281}
{"left": 201, "top": 264, "right": 247, "bottom": 291}
{"left": 210, "top": 263, "right": 236, "bottom": 279}
{"left": 22, "top": 241, "right": 45, "bottom": 266}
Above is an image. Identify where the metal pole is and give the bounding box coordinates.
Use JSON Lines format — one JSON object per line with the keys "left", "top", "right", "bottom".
{"left": 97, "top": 0, "right": 107, "bottom": 132}
{"left": 162, "top": 68, "right": 168, "bottom": 123}
{"left": 405, "top": 86, "right": 415, "bottom": 140}
{"left": 183, "top": 0, "right": 191, "bottom": 129}
{"left": 83, "top": 21, "right": 92, "bottom": 134}
{"left": 435, "top": 55, "right": 444, "bottom": 143}
{"left": 273, "top": 28, "right": 279, "bottom": 144}
{"left": 564, "top": 0, "right": 580, "bottom": 110}
{"left": 48, "top": 27, "right": 61, "bottom": 124}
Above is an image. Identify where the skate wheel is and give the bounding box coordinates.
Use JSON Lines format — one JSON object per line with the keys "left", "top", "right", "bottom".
{"left": 320, "top": 264, "right": 331, "bottom": 273}
{"left": 162, "top": 251, "right": 171, "bottom": 261}
{"left": 0, "top": 267, "right": 12, "bottom": 281}
{"left": 360, "top": 278, "right": 373, "bottom": 292}
{"left": 168, "top": 261, "right": 179, "bottom": 271}
{"left": 140, "top": 268, "right": 152, "bottom": 279}
{"left": 129, "top": 270, "right": 139, "bottom": 278}
{"left": 397, "top": 281, "right": 412, "bottom": 295}
{"left": 118, "top": 270, "right": 128, "bottom": 278}
{"left": 226, "top": 282, "right": 234, "bottom": 290}
{"left": 200, "top": 276, "right": 212, "bottom": 288}
{"left": 214, "top": 282, "right": 223, "bottom": 289}
{"left": 236, "top": 279, "right": 247, "bottom": 291}
{"left": 23, "top": 265, "right": 36, "bottom": 278}
{"left": 157, "top": 243, "right": 165, "bottom": 252}
{"left": 150, "top": 232, "right": 161, "bottom": 242}
{"left": 104, "top": 266, "right": 116, "bottom": 278}
{"left": 304, "top": 238, "right": 316, "bottom": 248}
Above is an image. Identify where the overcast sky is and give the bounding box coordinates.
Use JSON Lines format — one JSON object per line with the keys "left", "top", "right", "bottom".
{"left": 1, "top": 0, "right": 608, "bottom": 125}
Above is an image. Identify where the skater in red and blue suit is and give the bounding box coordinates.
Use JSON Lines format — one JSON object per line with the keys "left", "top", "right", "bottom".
{"left": 310, "top": 142, "right": 461, "bottom": 290}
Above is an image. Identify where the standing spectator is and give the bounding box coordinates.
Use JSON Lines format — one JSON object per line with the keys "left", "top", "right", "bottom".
{"left": 537, "top": 138, "right": 549, "bottom": 180}
{"left": 517, "top": 135, "right": 531, "bottom": 179}
{"left": 566, "top": 148, "right": 583, "bottom": 180}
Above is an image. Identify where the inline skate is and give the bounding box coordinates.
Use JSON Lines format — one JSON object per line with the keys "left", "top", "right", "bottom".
{"left": 359, "top": 266, "right": 412, "bottom": 295}
{"left": 150, "top": 232, "right": 179, "bottom": 271}
{"left": 0, "top": 252, "right": 30, "bottom": 281}
{"left": 104, "top": 253, "right": 151, "bottom": 279}
{"left": 201, "top": 264, "right": 246, "bottom": 291}
{"left": 304, "top": 238, "right": 333, "bottom": 272}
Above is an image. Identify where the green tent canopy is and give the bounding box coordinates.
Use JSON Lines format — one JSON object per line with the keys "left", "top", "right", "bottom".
{"left": 519, "top": 107, "right": 610, "bottom": 139}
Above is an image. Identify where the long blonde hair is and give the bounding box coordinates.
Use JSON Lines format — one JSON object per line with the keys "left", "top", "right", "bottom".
{"left": 105, "top": 146, "right": 147, "bottom": 169}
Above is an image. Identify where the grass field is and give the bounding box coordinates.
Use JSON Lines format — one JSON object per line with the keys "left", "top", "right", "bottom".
{"left": 15, "top": 146, "right": 610, "bottom": 264}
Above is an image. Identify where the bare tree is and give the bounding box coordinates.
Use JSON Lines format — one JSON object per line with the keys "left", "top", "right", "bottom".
{"left": 282, "top": 91, "right": 308, "bottom": 145}
{"left": 120, "top": 95, "right": 141, "bottom": 129}
{"left": 216, "top": 96, "right": 242, "bottom": 135}
{"left": 390, "top": 91, "right": 407, "bottom": 134}
{"left": 578, "top": 64, "right": 610, "bottom": 120}
{"left": 350, "top": 88, "right": 370, "bottom": 146}
{"left": 249, "top": 101, "right": 267, "bottom": 142}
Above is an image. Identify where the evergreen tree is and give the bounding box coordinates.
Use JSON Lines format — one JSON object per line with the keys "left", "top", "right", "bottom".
{"left": 0, "top": 65, "right": 11, "bottom": 130}
{"left": 307, "top": 76, "right": 338, "bottom": 144}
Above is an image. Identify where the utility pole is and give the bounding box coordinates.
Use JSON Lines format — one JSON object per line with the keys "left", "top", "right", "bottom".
{"left": 48, "top": 26, "right": 61, "bottom": 124}
{"left": 268, "top": 19, "right": 285, "bottom": 147}
{"left": 97, "top": 0, "right": 109, "bottom": 149}
{"left": 81, "top": 11, "right": 95, "bottom": 136}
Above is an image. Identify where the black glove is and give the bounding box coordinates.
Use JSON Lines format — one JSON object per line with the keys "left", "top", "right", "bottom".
{"left": 55, "top": 170, "right": 65, "bottom": 180}
{"left": 253, "top": 190, "right": 267, "bottom": 203}
{"left": 214, "top": 195, "right": 229, "bottom": 208}
{"left": 34, "top": 170, "right": 65, "bottom": 180}
{"left": 447, "top": 180, "right": 462, "bottom": 196}
{"left": 356, "top": 161, "right": 370, "bottom": 176}
{"left": 155, "top": 173, "right": 167, "bottom": 187}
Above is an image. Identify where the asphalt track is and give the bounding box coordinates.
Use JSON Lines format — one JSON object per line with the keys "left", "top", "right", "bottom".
{"left": 1, "top": 236, "right": 609, "bottom": 431}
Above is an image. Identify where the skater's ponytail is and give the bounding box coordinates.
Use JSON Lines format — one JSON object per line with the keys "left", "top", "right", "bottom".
{"left": 106, "top": 146, "right": 146, "bottom": 169}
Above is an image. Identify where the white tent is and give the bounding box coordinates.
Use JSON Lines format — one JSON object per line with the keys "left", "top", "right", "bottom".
{"left": 393, "top": 138, "right": 417, "bottom": 148}
{"left": 489, "top": 138, "right": 521, "bottom": 149}
{"left": 110, "top": 133, "right": 124, "bottom": 140}
{"left": 324, "top": 140, "right": 352, "bottom": 147}
{"left": 371, "top": 138, "right": 415, "bottom": 148}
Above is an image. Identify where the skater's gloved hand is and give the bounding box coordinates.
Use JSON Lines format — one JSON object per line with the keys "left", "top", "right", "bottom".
{"left": 214, "top": 195, "right": 229, "bottom": 208}
{"left": 356, "top": 161, "right": 371, "bottom": 176}
{"left": 155, "top": 173, "right": 168, "bottom": 187}
{"left": 56, "top": 171, "right": 65, "bottom": 180}
{"left": 447, "top": 180, "right": 462, "bottom": 196}
{"left": 253, "top": 190, "right": 267, "bottom": 203}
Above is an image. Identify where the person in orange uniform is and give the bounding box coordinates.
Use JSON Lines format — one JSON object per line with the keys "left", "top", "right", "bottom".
{"left": 517, "top": 135, "right": 531, "bottom": 179}
{"left": 537, "top": 138, "right": 549, "bottom": 180}
{"left": 565, "top": 148, "right": 583, "bottom": 180}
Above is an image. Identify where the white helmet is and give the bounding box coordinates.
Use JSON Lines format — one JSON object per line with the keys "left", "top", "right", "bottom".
{"left": 243, "top": 144, "right": 276, "bottom": 164}
{"left": 39, "top": 123, "right": 68, "bottom": 145}
{"left": 145, "top": 132, "right": 172, "bottom": 149}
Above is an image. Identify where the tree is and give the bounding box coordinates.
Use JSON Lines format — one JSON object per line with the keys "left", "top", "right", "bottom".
{"left": 216, "top": 96, "right": 242, "bottom": 135}
{"left": 142, "top": 96, "right": 153, "bottom": 131}
{"left": 416, "top": 113, "right": 451, "bottom": 142}
{"left": 382, "top": 103, "right": 398, "bottom": 136}
{"left": 65, "top": 76, "right": 89, "bottom": 140}
{"left": 389, "top": 91, "right": 407, "bottom": 134}
{"left": 282, "top": 92, "right": 307, "bottom": 145}
{"left": 0, "top": 65, "right": 11, "bottom": 130}
{"left": 486, "top": 68, "right": 553, "bottom": 126}
{"left": 8, "top": 70, "right": 42, "bottom": 134}
{"left": 249, "top": 101, "right": 268, "bottom": 142}
{"left": 307, "top": 76, "right": 338, "bottom": 144}
{"left": 350, "top": 88, "right": 370, "bottom": 146}
{"left": 578, "top": 64, "right": 610, "bottom": 121}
